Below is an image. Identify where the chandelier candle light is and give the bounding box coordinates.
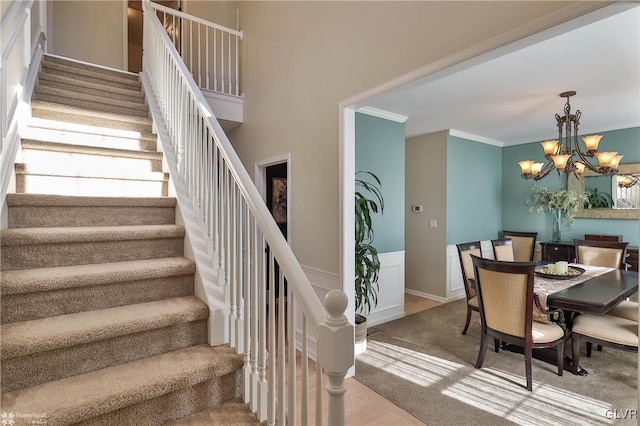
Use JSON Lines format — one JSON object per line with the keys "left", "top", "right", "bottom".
{"left": 519, "top": 91, "right": 623, "bottom": 181}
{"left": 617, "top": 175, "right": 639, "bottom": 188}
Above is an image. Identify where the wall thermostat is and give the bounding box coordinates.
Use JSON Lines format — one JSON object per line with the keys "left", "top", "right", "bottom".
{"left": 412, "top": 205, "right": 423, "bottom": 213}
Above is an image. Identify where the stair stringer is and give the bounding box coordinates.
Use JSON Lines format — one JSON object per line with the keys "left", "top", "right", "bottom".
{"left": 140, "top": 73, "right": 229, "bottom": 347}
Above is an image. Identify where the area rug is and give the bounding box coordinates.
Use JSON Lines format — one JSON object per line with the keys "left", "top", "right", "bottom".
{"left": 355, "top": 299, "right": 637, "bottom": 426}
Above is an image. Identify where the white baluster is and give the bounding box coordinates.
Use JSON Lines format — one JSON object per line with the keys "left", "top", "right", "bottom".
{"left": 227, "top": 33, "right": 232, "bottom": 94}
{"left": 230, "top": 183, "right": 238, "bottom": 349}
{"left": 197, "top": 22, "right": 201, "bottom": 86}
{"left": 258, "top": 232, "right": 268, "bottom": 421}
{"left": 267, "top": 252, "right": 276, "bottom": 426}
{"left": 227, "top": 167, "right": 234, "bottom": 333}
{"left": 213, "top": 29, "right": 217, "bottom": 92}
{"left": 189, "top": 20, "right": 193, "bottom": 74}
{"left": 221, "top": 32, "right": 225, "bottom": 95}
{"left": 235, "top": 32, "right": 240, "bottom": 96}
{"left": 235, "top": 190, "right": 244, "bottom": 353}
{"left": 205, "top": 27, "right": 210, "bottom": 89}
{"left": 277, "top": 268, "right": 286, "bottom": 424}
{"left": 288, "top": 292, "right": 296, "bottom": 426}
{"left": 301, "top": 316, "right": 308, "bottom": 426}
{"left": 243, "top": 202, "right": 251, "bottom": 403}
{"left": 250, "top": 220, "right": 259, "bottom": 412}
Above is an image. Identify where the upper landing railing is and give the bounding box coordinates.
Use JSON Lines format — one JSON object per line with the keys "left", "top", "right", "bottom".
{"left": 150, "top": 1, "right": 242, "bottom": 97}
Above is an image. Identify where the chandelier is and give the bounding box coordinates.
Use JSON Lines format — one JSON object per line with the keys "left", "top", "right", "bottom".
{"left": 617, "top": 174, "right": 639, "bottom": 188}
{"left": 518, "top": 91, "right": 622, "bottom": 181}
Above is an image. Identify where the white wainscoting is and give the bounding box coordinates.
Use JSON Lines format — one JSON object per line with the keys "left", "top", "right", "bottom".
{"left": 302, "top": 251, "right": 406, "bottom": 328}
{"left": 365, "top": 251, "right": 405, "bottom": 327}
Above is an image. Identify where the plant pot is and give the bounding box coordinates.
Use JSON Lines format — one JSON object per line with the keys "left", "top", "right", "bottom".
{"left": 355, "top": 314, "right": 368, "bottom": 354}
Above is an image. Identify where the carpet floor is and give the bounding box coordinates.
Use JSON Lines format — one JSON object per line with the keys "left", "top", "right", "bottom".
{"left": 355, "top": 299, "right": 637, "bottom": 426}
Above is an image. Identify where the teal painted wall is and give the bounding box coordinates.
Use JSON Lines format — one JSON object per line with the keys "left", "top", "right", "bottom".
{"left": 355, "top": 113, "right": 405, "bottom": 253}
{"left": 446, "top": 135, "right": 503, "bottom": 244}
{"left": 502, "top": 127, "right": 640, "bottom": 246}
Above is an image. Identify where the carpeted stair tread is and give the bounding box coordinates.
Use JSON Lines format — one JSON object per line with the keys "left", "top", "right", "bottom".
{"left": 35, "top": 92, "right": 149, "bottom": 118}
{"left": 31, "top": 100, "right": 152, "bottom": 126}
{"left": 0, "top": 224, "right": 184, "bottom": 246}
{"left": 21, "top": 138, "right": 163, "bottom": 159}
{"left": 36, "top": 85, "right": 147, "bottom": 110}
{"left": 168, "top": 400, "right": 260, "bottom": 425}
{"left": 0, "top": 345, "right": 243, "bottom": 425}
{"left": 20, "top": 128, "right": 157, "bottom": 152}
{"left": 15, "top": 163, "right": 169, "bottom": 181}
{"left": 42, "top": 57, "right": 140, "bottom": 85}
{"left": 1, "top": 257, "right": 194, "bottom": 295}
{"left": 1, "top": 296, "right": 208, "bottom": 359}
{"left": 43, "top": 54, "right": 139, "bottom": 81}
{"left": 38, "top": 72, "right": 145, "bottom": 101}
{"left": 6, "top": 193, "right": 175, "bottom": 208}
{"left": 25, "top": 116, "right": 157, "bottom": 141}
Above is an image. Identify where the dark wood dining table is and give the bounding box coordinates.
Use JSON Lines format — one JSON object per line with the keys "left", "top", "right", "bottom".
{"left": 546, "top": 268, "right": 638, "bottom": 315}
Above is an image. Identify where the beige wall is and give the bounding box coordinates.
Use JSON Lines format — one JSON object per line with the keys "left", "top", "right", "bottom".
{"left": 405, "top": 131, "right": 448, "bottom": 298}
{"left": 184, "top": 0, "right": 238, "bottom": 30}
{"left": 51, "top": 1, "right": 125, "bottom": 70}
{"left": 1, "top": 0, "right": 13, "bottom": 21}
{"left": 232, "top": 1, "right": 575, "bottom": 276}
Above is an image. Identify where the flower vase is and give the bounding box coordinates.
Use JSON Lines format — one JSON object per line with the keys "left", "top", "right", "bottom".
{"left": 551, "top": 209, "right": 562, "bottom": 241}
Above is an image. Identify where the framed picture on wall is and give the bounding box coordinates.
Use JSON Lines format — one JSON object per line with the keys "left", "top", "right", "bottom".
{"left": 271, "top": 177, "right": 287, "bottom": 224}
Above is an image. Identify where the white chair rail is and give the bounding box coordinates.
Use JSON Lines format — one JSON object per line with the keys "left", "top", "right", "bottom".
{"left": 141, "top": 1, "right": 353, "bottom": 424}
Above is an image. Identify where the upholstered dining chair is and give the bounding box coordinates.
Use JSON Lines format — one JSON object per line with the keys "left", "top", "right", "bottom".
{"left": 471, "top": 255, "right": 566, "bottom": 391}
{"left": 570, "top": 313, "right": 638, "bottom": 374}
{"left": 455, "top": 241, "right": 482, "bottom": 335}
{"left": 574, "top": 239, "right": 629, "bottom": 269}
{"left": 491, "top": 238, "right": 514, "bottom": 261}
{"left": 502, "top": 230, "right": 538, "bottom": 261}
{"left": 574, "top": 239, "right": 635, "bottom": 353}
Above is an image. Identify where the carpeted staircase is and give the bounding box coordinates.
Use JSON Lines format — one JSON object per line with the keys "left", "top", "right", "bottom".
{"left": 0, "top": 55, "right": 258, "bottom": 425}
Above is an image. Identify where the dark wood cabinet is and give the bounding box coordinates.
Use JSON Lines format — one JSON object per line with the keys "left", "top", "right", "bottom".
{"left": 540, "top": 241, "right": 639, "bottom": 272}
{"left": 540, "top": 241, "right": 574, "bottom": 263}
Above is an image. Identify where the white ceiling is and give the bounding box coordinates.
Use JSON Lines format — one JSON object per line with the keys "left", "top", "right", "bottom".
{"left": 358, "top": 3, "right": 640, "bottom": 147}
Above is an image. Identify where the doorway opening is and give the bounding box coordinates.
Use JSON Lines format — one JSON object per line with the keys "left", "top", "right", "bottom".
{"left": 255, "top": 154, "right": 291, "bottom": 243}
{"left": 127, "top": 1, "right": 181, "bottom": 73}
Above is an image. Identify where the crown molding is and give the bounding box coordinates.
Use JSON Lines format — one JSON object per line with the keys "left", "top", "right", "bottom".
{"left": 356, "top": 107, "right": 408, "bottom": 124}
{"left": 448, "top": 129, "right": 504, "bottom": 147}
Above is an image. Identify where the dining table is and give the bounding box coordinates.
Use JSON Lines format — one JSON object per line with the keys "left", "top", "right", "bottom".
{"left": 534, "top": 263, "right": 639, "bottom": 375}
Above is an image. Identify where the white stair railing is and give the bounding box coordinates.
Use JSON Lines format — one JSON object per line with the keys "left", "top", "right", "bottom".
{"left": 141, "top": 1, "right": 353, "bottom": 425}
{"left": 149, "top": 1, "right": 242, "bottom": 97}
{"left": 1, "top": 0, "right": 45, "bottom": 213}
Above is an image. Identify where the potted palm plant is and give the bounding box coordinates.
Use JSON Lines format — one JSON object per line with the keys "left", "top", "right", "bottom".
{"left": 354, "top": 171, "right": 384, "bottom": 351}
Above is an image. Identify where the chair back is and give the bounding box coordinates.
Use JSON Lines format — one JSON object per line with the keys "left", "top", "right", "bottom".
{"left": 456, "top": 241, "right": 482, "bottom": 300}
{"left": 502, "top": 230, "right": 537, "bottom": 261}
{"left": 491, "top": 238, "right": 514, "bottom": 261}
{"left": 584, "top": 234, "right": 622, "bottom": 242}
{"left": 574, "top": 239, "right": 629, "bottom": 269}
{"left": 471, "top": 255, "right": 536, "bottom": 339}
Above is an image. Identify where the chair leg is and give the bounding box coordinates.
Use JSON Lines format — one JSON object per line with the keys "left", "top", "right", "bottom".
{"left": 462, "top": 306, "right": 472, "bottom": 335}
{"left": 524, "top": 346, "right": 533, "bottom": 391}
{"left": 571, "top": 334, "right": 581, "bottom": 375}
{"left": 475, "top": 331, "right": 489, "bottom": 369}
{"left": 597, "top": 344, "right": 603, "bottom": 352}
{"left": 586, "top": 342, "right": 592, "bottom": 358}
{"left": 494, "top": 339, "right": 500, "bottom": 353}
{"left": 556, "top": 340, "right": 564, "bottom": 377}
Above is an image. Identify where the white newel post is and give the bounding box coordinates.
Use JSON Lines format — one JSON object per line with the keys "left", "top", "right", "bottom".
{"left": 317, "top": 290, "right": 354, "bottom": 426}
